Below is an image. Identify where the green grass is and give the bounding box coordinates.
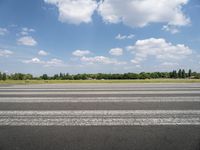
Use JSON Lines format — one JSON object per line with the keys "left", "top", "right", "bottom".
{"left": 0, "top": 79, "right": 200, "bottom": 84}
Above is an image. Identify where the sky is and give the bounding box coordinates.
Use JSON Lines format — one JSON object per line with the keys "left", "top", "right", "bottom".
{"left": 0, "top": 0, "right": 200, "bottom": 75}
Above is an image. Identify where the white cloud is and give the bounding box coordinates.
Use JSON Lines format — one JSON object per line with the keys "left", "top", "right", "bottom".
{"left": 38, "top": 50, "right": 49, "bottom": 56}
{"left": 80, "top": 56, "right": 126, "bottom": 65}
{"left": 136, "top": 65, "right": 141, "bottom": 68}
{"left": 20, "top": 27, "right": 35, "bottom": 35}
{"left": 162, "top": 25, "right": 179, "bottom": 34}
{"left": 23, "top": 57, "right": 64, "bottom": 67}
{"left": 98, "top": 0, "right": 190, "bottom": 28}
{"left": 161, "top": 62, "right": 178, "bottom": 66}
{"left": 44, "top": 0, "right": 98, "bottom": 24}
{"left": 0, "top": 28, "right": 8, "bottom": 36}
{"left": 23, "top": 57, "right": 43, "bottom": 64}
{"left": 72, "top": 50, "right": 91, "bottom": 57}
{"left": 128, "top": 38, "right": 192, "bottom": 64}
{"left": 130, "top": 59, "right": 141, "bottom": 64}
{"left": 17, "top": 36, "right": 37, "bottom": 46}
{"left": 45, "top": 58, "right": 64, "bottom": 67}
{"left": 0, "top": 49, "right": 13, "bottom": 57}
{"left": 115, "top": 34, "right": 134, "bottom": 40}
{"left": 109, "top": 48, "right": 123, "bottom": 56}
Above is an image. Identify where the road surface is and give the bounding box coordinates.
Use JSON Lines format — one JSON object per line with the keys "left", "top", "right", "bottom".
{"left": 0, "top": 83, "right": 199, "bottom": 150}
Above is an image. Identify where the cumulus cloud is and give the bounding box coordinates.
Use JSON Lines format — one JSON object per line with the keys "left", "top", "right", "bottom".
{"left": 72, "top": 50, "right": 91, "bottom": 57}
{"left": 0, "top": 49, "right": 13, "bottom": 57}
{"left": 162, "top": 25, "right": 179, "bottom": 34}
{"left": 98, "top": 0, "right": 190, "bottom": 28}
{"left": 20, "top": 27, "right": 35, "bottom": 35}
{"left": 115, "top": 34, "right": 134, "bottom": 40}
{"left": 45, "top": 58, "right": 64, "bottom": 67}
{"left": 109, "top": 48, "right": 123, "bottom": 56}
{"left": 161, "top": 62, "right": 178, "bottom": 66}
{"left": 44, "top": 0, "right": 98, "bottom": 24}
{"left": 17, "top": 36, "right": 37, "bottom": 46}
{"left": 23, "top": 57, "right": 64, "bottom": 67}
{"left": 0, "top": 28, "right": 8, "bottom": 36}
{"left": 38, "top": 50, "right": 49, "bottom": 56}
{"left": 127, "top": 38, "right": 192, "bottom": 64}
{"left": 23, "top": 57, "right": 42, "bottom": 64}
{"left": 80, "top": 56, "right": 126, "bottom": 65}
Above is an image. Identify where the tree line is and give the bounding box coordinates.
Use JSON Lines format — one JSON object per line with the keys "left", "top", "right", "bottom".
{"left": 0, "top": 69, "right": 200, "bottom": 80}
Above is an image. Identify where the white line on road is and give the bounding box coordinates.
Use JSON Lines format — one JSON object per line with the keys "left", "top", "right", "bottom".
{"left": 0, "top": 91, "right": 200, "bottom": 95}
{"left": 0, "top": 97, "right": 199, "bottom": 103}
{"left": 0, "top": 110, "right": 199, "bottom": 126}
{"left": 0, "top": 88, "right": 199, "bottom": 91}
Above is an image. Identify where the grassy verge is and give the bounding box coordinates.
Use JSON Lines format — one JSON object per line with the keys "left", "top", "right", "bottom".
{"left": 0, "top": 79, "right": 200, "bottom": 84}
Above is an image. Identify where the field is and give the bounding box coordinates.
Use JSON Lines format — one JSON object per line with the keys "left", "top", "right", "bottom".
{"left": 0, "top": 79, "right": 200, "bottom": 84}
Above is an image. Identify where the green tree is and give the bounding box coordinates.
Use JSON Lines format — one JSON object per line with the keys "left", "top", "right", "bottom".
{"left": 178, "top": 69, "right": 182, "bottom": 78}
{"left": 182, "top": 69, "right": 186, "bottom": 78}
{"left": 59, "top": 73, "right": 64, "bottom": 80}
{"left": 188, "top": 69, "right": 192, "bottom": 78}
{"left": 65, "top": 73, "right": 73, "bottom": 80}
{"left": 2, "top": 73, "right": 6, "bottom": 81}
{"left": 150, "top": 72, "right": 159, "bottom": 79}
{"left": 0, "top": 72, "right": 2, "bottom": 80}
{"left": 172, "top": 70, "right": 177, "bottom": 78}
{"left": 139, "top": 72, "right": 150, "bottom": 79}
{"left": 41, "top": 74, "right": 48, "bottom": 80}
{"left": 53, "top": 74, "right": 59, "bottom": 80}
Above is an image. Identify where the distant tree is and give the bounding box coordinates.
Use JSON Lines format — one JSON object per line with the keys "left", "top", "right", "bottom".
{"left": 130, "top": 73, "right": 139, "bottom": 79}
{"left": 65, "top": 73, "right": 73, "bottom": 80}
{"left": 24, "top": 74, "right": 33, "bottom": 80}
{"left": 150, "top": 72, "right": 159, "bottom": 79}
{"left": 2, "top": 73, "right": 6, "bottom": 81}
{"left": 96, "top": 73, "right": 103, "bottom": 80}
{"left": 182, "top": 69, "right": 186, "bottom": 78}
{"left": 18, "top": 73, "right": 24, "bottom": 80}
{"left": 59, "top": 73, "right": 64, "bottom": 80}
{"left": 41, "top": 74, "right": 48, "bottom": 80}
{"left": 73, "top": 74, "right": 80, "bottom": 80}
{"left": 178, "top": 69, "right": 182, "bottom": 78}
{"left": 188, "top": 69, "right": 192, "bottom": 78}
{"left": 53, "top": 74, "right": 59, "bottom": 80}
{"left": 195, "top": 73, "right": 200, "bottom": 79}
{"left": 172, "top": 70, "right": 177, "bottom": 78}
{"left": 28, "top": 74, "right": 33, "bottom": 80}
{"left": 139, "top": 72, "right": 150, "bottom": 79}
{"left": 123, "top": 73, "right": 132, "bottom": 79}
{"left": 0, "top": 70, "right": 199, "bottom": 80}
{"left": 160, "top": 72, "right": 169, "bottom": 78}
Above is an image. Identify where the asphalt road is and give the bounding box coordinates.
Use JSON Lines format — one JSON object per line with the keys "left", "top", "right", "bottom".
{"left": 0, "top": 83, "right": 200, "bottom": 150}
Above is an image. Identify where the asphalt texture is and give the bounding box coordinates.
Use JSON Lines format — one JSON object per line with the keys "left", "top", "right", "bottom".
{"left": 0, "top": 83, "right": 199, "bottom": 150}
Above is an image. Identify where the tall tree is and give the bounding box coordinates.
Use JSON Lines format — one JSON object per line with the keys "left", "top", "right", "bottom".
{"left": 41, "top": 74, "right": 48, "bottom": 80}
{"left": 182, "top": 69, "right": 186, "bottom": 78}
{"left": 188, "top": 69, "right": 192, "bottom": 78}
{"left": 178, "top": 69, "right": 182, "bottom": 78}
{"left": 2, "top": 73, "right": 6, "bottom": 81}
{"left": 171, "top": 70, "right": 177, "bottom": 78}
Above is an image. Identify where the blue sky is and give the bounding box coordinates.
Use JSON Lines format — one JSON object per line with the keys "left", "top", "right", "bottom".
{"left": 0, "top": 0, "right": 200, "bottom": 75}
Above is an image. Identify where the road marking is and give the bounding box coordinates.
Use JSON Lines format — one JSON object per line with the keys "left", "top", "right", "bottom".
{"left": 0, "top": 91, "right": 200, "bottom": 95}
{"left": 0, "top": 88, "right": 199, "bottom": 91}
{"left": 0, "top": 110, "right": 199, "bottom": 126}
{"left": 0, "top": 97, "right": 199, "bottom": 103}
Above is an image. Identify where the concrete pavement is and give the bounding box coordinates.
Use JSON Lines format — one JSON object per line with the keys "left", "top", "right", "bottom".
{"left": 0, "top": 83, "right": 199, "bottom": 150}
